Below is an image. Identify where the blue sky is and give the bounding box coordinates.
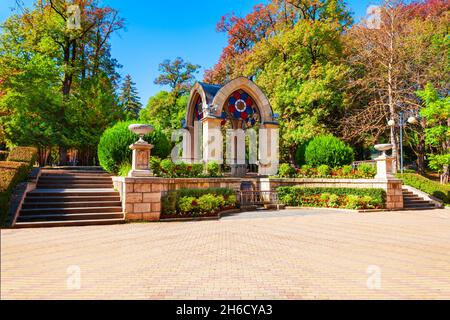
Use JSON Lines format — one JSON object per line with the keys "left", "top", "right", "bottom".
{"left": 0, "top": 0, "right": 374, "bottom": 104}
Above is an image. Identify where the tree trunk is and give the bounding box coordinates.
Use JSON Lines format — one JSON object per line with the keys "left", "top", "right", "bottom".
{"left": 417, "top": 133, "right": 426, "bottom": 175}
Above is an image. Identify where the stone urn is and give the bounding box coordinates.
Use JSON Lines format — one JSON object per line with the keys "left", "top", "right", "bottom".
{"left": 374, "top": 143, "right": 393, "bottom": 157}
{"left": 374, "top": 143, "right": 394, "bottom": 180}
{"left": 128, "top": 124, "right": 154, "bottom": 177}
{"left": 128, "top": 124, "right": 154, "bottom": 144}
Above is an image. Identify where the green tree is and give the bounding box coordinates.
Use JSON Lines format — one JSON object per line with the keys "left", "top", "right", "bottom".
{"left": 154, "top": 57, "right": 200, "bottom": 97}
{"left": 140, "top": 91, "right": 187, "bottom": 135}
{"left": 119, "top": 74, "right": 142, "bottom": 120}
{"left": 417, "top": 83, "right": 450, "bottom": 183}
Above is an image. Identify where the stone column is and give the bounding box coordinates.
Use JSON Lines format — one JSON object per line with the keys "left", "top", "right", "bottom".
{"left": 202, "top": 117, "right": 223, "bottom": 164}
{"left": 374, "top": 155, "right": 403, "bottom": 210}
{"left": 129, "top": 142, "right": 153, "bottom": 177}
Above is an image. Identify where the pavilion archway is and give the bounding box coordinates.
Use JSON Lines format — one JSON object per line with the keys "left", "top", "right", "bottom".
{"left": 183, "top": 77, "right": 279, "bottom": 176}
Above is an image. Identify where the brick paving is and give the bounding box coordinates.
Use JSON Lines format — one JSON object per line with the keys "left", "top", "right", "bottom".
{"left": 1, "top": 208, "right": 450, "bottom": 300}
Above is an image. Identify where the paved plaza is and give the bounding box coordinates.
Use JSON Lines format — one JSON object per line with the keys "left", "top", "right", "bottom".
{"left": 1, "top": 208, "right": 450, "bottom": 299}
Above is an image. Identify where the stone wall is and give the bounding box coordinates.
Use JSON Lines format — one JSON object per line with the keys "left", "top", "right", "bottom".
{"left": 112, "top": 176, "right": 404, "bottom": 222}
{"left": 112, "top": 177, "right": 242, "bottom": 221}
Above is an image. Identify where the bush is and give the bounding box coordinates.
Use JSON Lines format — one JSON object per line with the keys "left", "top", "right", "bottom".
{"left": 342, "top": 165, "right": 353, "bottom": 176}
{"left": 206, "top": 161, "right": 221, "bottom": 177}
{"left": 162, "top": 188, "right": 236, "bottom": 215}
{"left": 178, "top": 196, "right": 197, "bottom": 214}
{"left": 197, "top": 194, "right": 224, "bottom": 214}
{"left": 6, "top": 147, "right": 38, "bottom": 165}
{"left": 396, "top": 173, "right": 450, "bottom": 204}
{"left": 160, "top": 159, "right": 175, "bottom": 176}
{"left": 150, "top": 157, "right": 162, "bottom": 176}
{"left": 357, "top": 163, "right": 376, "bottom": 178}
{"left": 0, "top": 151, "right": 8, "bottom": 161}
{"left": 278, "top": 163, "right": 296, "bottom": 178}
{"left": 317, "top": 165, "right": 331, "bottom": 177}
{"left": 305, "top": 135, "right": 354, "bottom": 167}
{"left": 277, "top": 186, "right": 385, "bottom": 209}
{"left": 118, "top": 162, "right": 131, "bottom": 177}
{"left": 98, "top": 121, "right": 171, "bottom": 174}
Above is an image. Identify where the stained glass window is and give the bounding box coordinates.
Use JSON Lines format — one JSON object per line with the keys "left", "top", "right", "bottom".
{"left": 226, "top": 90, "right": 259, "bottom": 127}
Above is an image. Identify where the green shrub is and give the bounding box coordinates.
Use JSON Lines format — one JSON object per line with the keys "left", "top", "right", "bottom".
{"left": 320, "top": 193, "right": 331, "bottom": 202}
{"left": 197, "top": 194, "right": 224, "bottom": 214}
{"left": 317, "top": 165, "right": 331, "bottom": 177}
{"left": 342, "top": 165, "right": 353, "bottom": 176}
{"left": 278, "top": 163, "right": 296, "bottom": 178}
{"left": 305, "top": 135, "right": 354, "bottom": 167}
{"left": 0, "top": 151, "right": 8, "bottom": 161}
{"left": 328, "top": 194, "right": 340, "bottom": 208}
{"left": 118, "top": 162, "right": 131, "bottom": 177}
{"left": 206, "top": 161, "right": 221, "bottom": 177}
{"left": 6, "top": 147, "right": 38, "bottom": 165}
{"left": 179, "top": 196, "right": 197, "bottom": 214}
{"left": 150, "top": 157, "right": 162, "bottom": 176}
{"left": 191, "top": 163, "right": 204, "bottom": 177}
{"left": 225, "top": 194, "right": 238, "bottom": 207}
{"left": 160, "top": 159, "right": 175, "bottom": 176}
{"left": 98, "top": 121, "right": 170, "bottom": 174}
{"left": 396, "top": 173, "right": 450, "bottom": 204}
{"left": 357, "top": 163, "right": 376, "bottom": 178}
{"left": 162, "top": 188, "right": 236, "bottom": 215}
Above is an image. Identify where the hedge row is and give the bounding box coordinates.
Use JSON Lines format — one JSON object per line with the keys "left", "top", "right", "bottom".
{"left": 162, "top": 188, "right": 236, "bottom": 215}
{"left": 396, "top": 173, "right": 450, "bottom": 204}
{"left": 277, "top": 187, "right": 386, "bottom": 209}
{"left": 0, "top": 147, "right": 38, "bottom": 224}
{"left": 7, "top": 147, "right": 38, "bottom": 164}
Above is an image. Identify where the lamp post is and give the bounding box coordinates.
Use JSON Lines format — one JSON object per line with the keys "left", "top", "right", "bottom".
{"left": 388, "top": 112, "right": 418, "bottom": 174}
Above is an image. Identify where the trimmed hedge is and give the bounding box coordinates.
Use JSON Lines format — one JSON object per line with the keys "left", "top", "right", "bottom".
{"left": 396, "top": 173, "right": 450, "bottom": 204}
{"left": 162, "top": 188, "right": 236, "bottom": 215}
{"left": 277, "top": 187, "right": 386, "bottom": 209}
{"left": 0, "top": 161, "right": 31, "bottom": 224}
{"left": 7, "top": 147, "right": 38, "bottom": 164}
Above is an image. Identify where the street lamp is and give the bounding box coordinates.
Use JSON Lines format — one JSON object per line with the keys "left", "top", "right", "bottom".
{"left": 388, "top": 112, "right": 419, "bottom": 174}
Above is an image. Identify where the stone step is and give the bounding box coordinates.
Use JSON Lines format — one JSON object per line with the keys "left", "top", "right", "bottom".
{"left": 25, "top": 195, "right": 121, "bottom": 203}
{"left": 36, "top": 184, "right": 114, "bottom": 189}
{"left": 403, "top": 199, "right": 433, "bottom": 205}
{"left": 20, "top": 206, "right": 123, "bottom": 216}
{"left": 22, "top": 201, "right": 122, "bottom": 209}
{"left": 14, "top": 218, "right": 125, "bottom": 228}
{"left": 39, "top": 176, "right": 113, "bottom": 181}
{"left": 403, "top": 206, "right": 436, "bottom": 210}
{"left": 41, "top": 171, "right": 110, "bottom": 176}
{"left": 17, "top": 212, "right": 124, "bottom": 222}
{"left": 29, "top": 190, "right": 118, "bottom": 197}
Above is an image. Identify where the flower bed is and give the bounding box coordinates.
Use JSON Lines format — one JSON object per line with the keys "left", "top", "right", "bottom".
{"left": 161, "top": 187, "right": 238, "bottom": 218}
{"left": 277, "top": 163, "right": 376, "bottom": 179}
{"left": 277, "top": 187, "right": 385, "bottom": 210}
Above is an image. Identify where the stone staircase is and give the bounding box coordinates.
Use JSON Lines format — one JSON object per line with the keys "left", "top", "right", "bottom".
{"left": 14, "top": 169, "right": 125, "bottom": 228}
{"left": 402, "top": 189, "right": 437, "bottom": 210}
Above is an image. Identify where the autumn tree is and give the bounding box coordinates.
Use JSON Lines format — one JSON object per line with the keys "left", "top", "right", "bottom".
{"left": 340, "top": 0, "right": 449, "bottom": 173}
